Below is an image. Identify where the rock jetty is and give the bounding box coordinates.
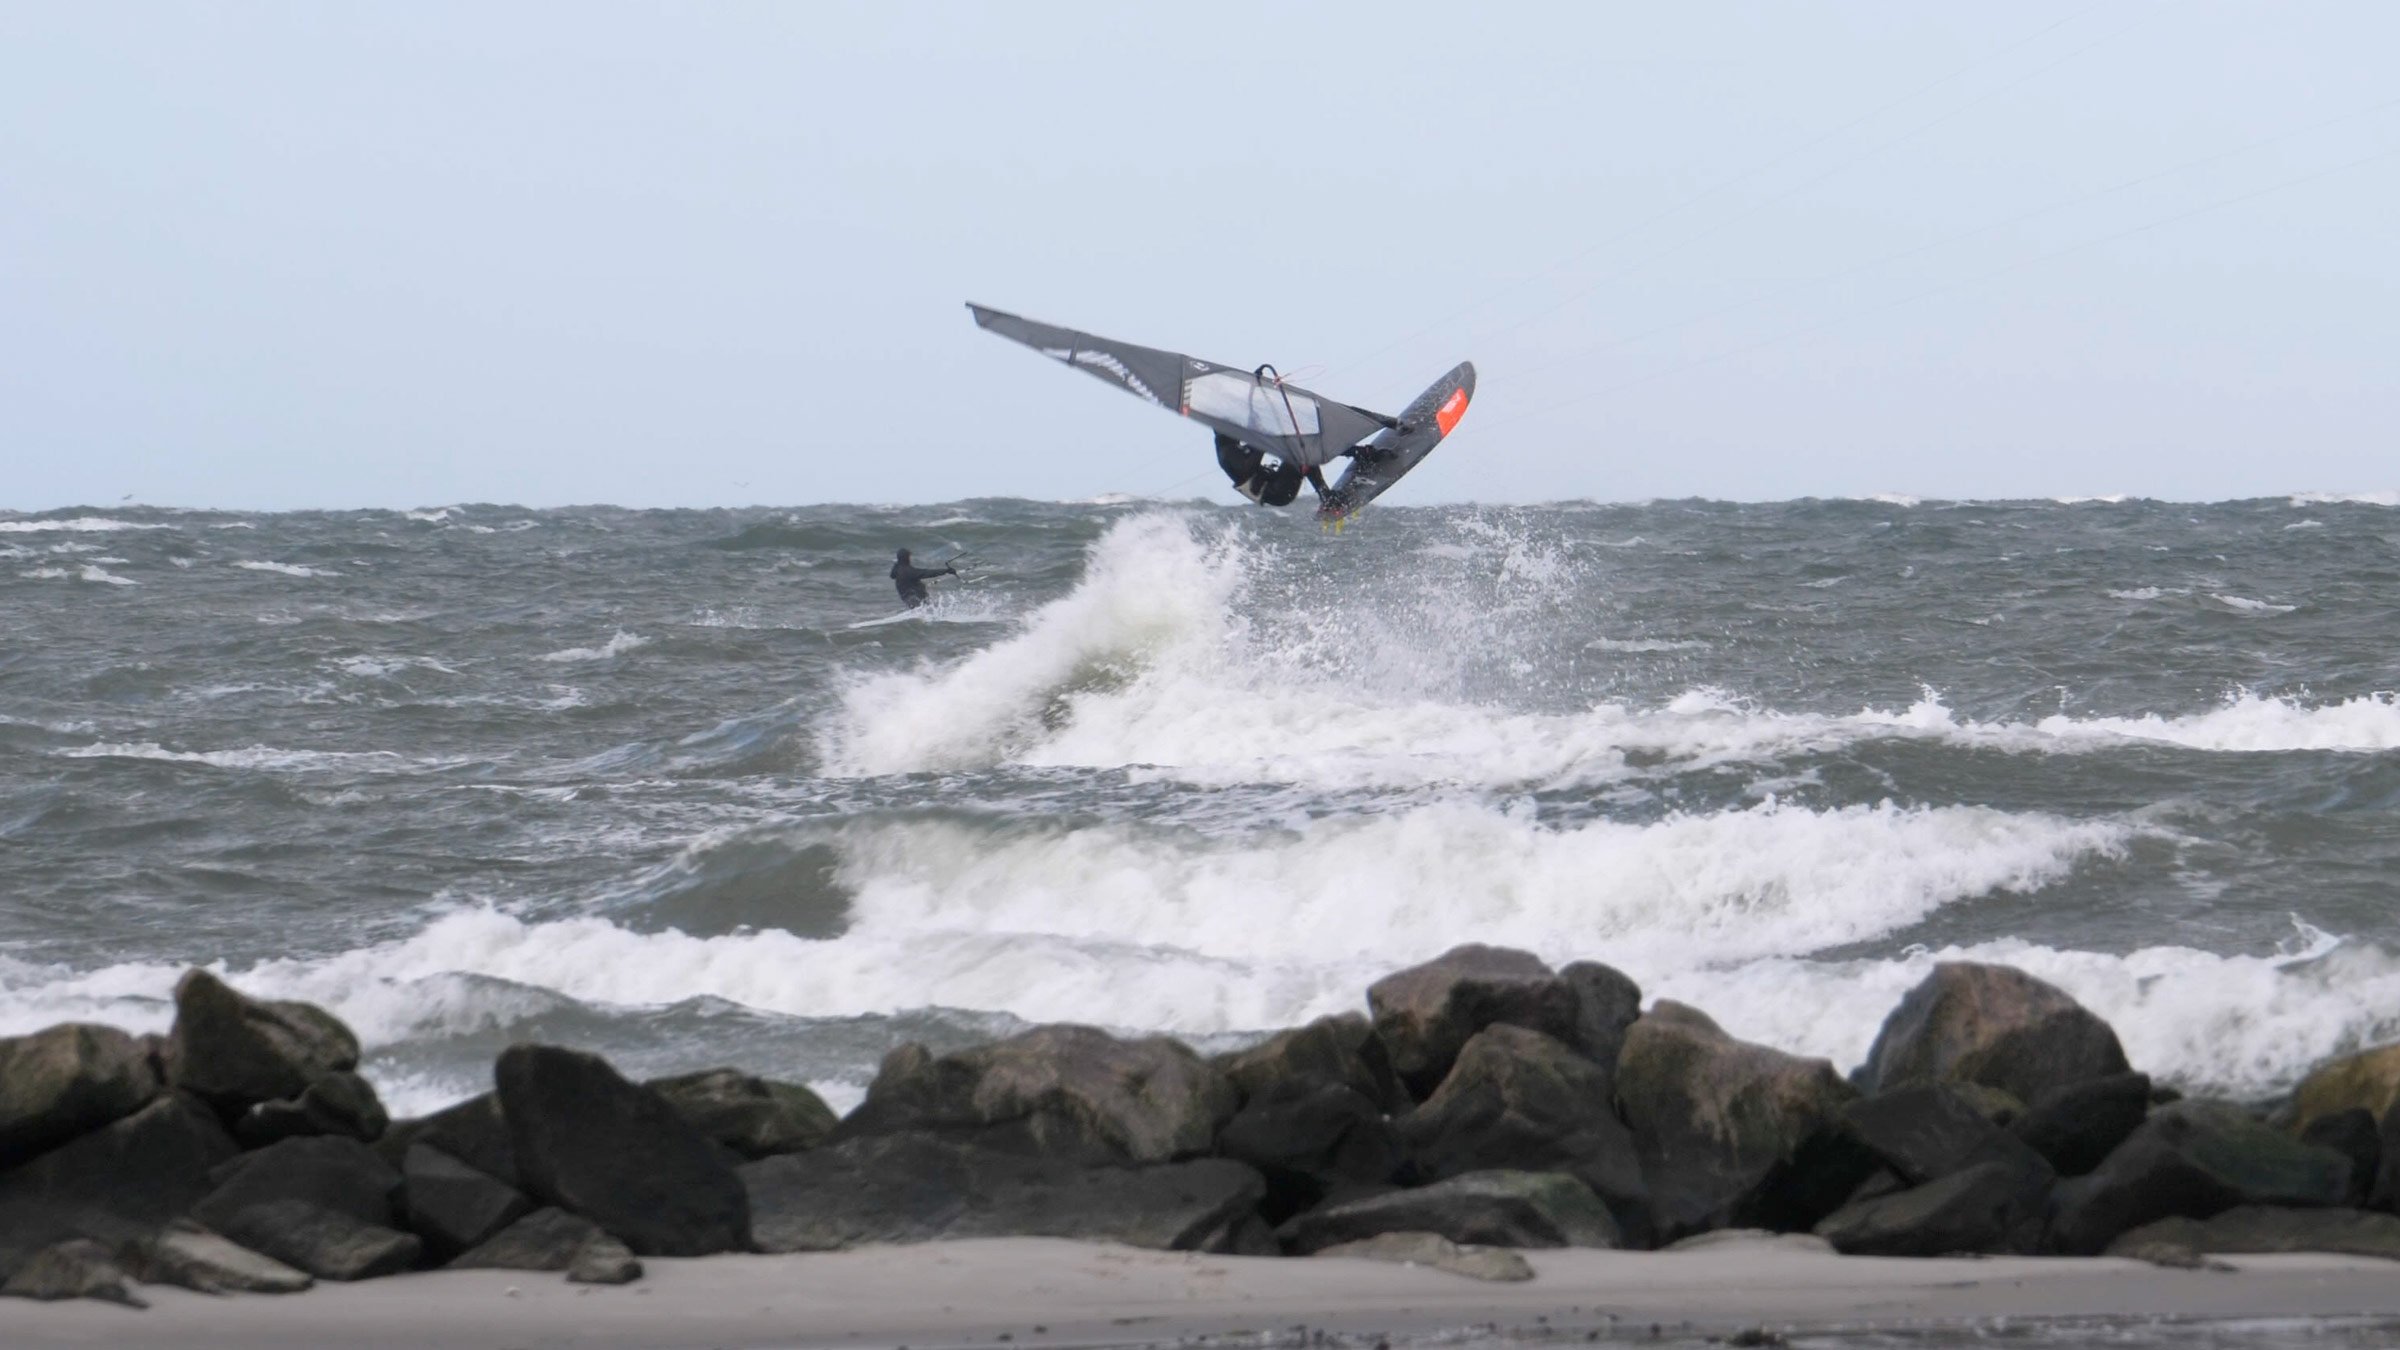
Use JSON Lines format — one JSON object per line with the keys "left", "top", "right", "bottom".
{"left": 6, "top": 948, "right": 2399, "bottom": 1307}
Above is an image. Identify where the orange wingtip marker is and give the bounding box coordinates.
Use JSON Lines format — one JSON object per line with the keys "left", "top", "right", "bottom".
{"left": 1434, "top": 388, "right": 1469, "bottom": 436}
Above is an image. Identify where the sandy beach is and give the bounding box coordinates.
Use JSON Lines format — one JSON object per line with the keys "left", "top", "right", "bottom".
{"left": 10, "top": 1234, "right": 2400, "bottom": 1350}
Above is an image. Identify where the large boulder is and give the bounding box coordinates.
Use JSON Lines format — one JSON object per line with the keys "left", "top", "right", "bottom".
{"left": 399, "top": 1144, "right": 533, "bottom": 1260}
{"left": 2298, "top": 1108, "right": 2381, "bottom": 1208}
{"left": 834, "top": 1024, "right": 1236, "bottom": 1165}
{"left": 236, "top": 1071, "right": 389, "bottom": 1146}
{"left": 2048, "top": 1100, "right": 2355, "bottom": 1254}
{"left": 377, "top": 1091, "right": 515, "bottom": 1186}
{"left": 1859, "top": 963, "right": 2128, "bottom": 1105}
{"left": 1367, "top": 947, "right": 1640, "bottom": 1099}
{"left": 1215, "top": 1013, "right": 1406, "bottom": 1115}
{"left": 451, "top": 1206, "right": 607, "bottom": 1271}
{"left": 2288, "top": 1043, "right": 2400, "bottom": 1134}
{"left": 1842, "top": 1083, "right": 2050, "bottom": 1186}
{"left": 742, "top": 1132, "right": 1266, "bottom": 1254}
{"left": 647, "top": 1068, "right": 835, "bottom": 1159}
{"left": 0, "top": 1093, "right": 237, "bottom": 1275}
{"left": 190, "top": 1135, "right": 419, "bottom": 1281}
{"left": 119, "top": 1219, "right": 314, "bottom": 1294}
{"left": 165, "top": 970, "right": 359, "bottom": 1116}
{"left": 2009, "top": 1072, "right": 2151, "bottom": 1177}
{"left": 2376, "top": 1105, "right": 2400, "bottom": 1215}
{"left": 2106, "top": 1204, "right": 2400, "bottom": 1262}
{"left": 1616, "top": 1003, "right": 1868, "bottom": 1241}
{"left": 1813, "top": 1159, "right": 2051, "bottom": 1256}
{"left": 1395, "top": 1024, "right": 1644, "bottom": 1230}
{"left": 1278, "top": 1169, "right": 1621, "bottom": 1254}
{"left": 197, "top": 1199, "right": 421, "bottom": 1281}
{"left": 495, "top": 1044, "right": 750, "bottom": 1257}
{"left": 0, "top": 1024, "right": 161, "bottom": 1169}
{"left": 0, "top": 1238, "right": 145, "bottom": 1307}
{"left": 1215, "top": 1080, "right": 1401, "bottom": 1222}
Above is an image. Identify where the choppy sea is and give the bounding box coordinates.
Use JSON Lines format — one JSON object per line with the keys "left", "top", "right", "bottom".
{"left": 5, "top": 495, "right": 2400, "bottom": 1122}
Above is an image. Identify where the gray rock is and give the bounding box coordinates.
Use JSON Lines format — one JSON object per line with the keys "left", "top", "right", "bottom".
{"left": 2287, "top": 1043, "right": 2400, "bottom": 1135}
{"left": 0, "top": 1093, "right": 237, "bottom": 1274}
{"left": 2048, "top": 1100, "right": 2355, "bottom": 1254}
{"left": 190, "top": 1199, "right": 420, "bottom": 1281}
{"left": 496, "top": 1043, "right": 750, "bottom": 1256}
{"left": 2009, "top": 1072, "right": 2151, "bottom": 1177}
{"left": 2298, "top": 1108, "right": 2381, "bottom": 1207}
{"left": 2375, "top": 1103, "right": 2400, "bottom": 1215}
{"left": 2104, "top": 1205, "right": 2400, "bottom": 1261}
{"left": 120, "top": 1219, "right": 313, "bottom": 1294}
{"left": 165, "top": 969, "right": 358, "bottom": 1115}
{"left": 194, "top": 1135, "right": 403, "bottom": 1231}
{"left": 236, "top": 1071, "right": 390, "bottom": 1146}
{"left": 1859, "top": 963, "right": 2129, "bottom": 1106}
{"left": 1843, "top": 1083, "right": 2050, "bottom": 1186}
{"left": 834, "top": 1024, "right": 1236, "bottom": 1165}
{"left": 400, "top": 1143, "right": 533, "bottom": 1260}
{"left": 742, "top": 1132, "right": 1264, "bottom": 1254}
{"left": 1616, "top": 1002, "right": 1868, "bottom": 1241}
{"left": 1813, "top": 1159, "right": 2051, "bottom": 1256}
{"left": 568, "top": 1234, "right": 643, "bottom": 1285}
{"left": 1396, "top": 1023, "right": 1644, "bottom": 1230}
{"left": 377, "top": 1091, "right": 515, "bottom": 1187}
{"left": 1278, "top": 1169, "right": 1621, "bottom": 1254}
{"left": 1367, "top": 945, "right": 1577, "bottom": 1099}
{"left": 0, "top": 1024, "right": 161, "bottom": 1170}
{"left": 1315, "top": 1231, "right": 1534, "bottom": 1282}
{"left": 1215, "top": 1013, "right": 1406, "bottom": 1114}
{"left": 0, "top": 1238, "right": 145, "bottom": 1307}
{"left": 1215, "top": 1080, "right": 1401, "bottom": 1222}
{"left": 451, "top": 1206, "right": 605, "bottom": 1271}
{"left": 1662, "top": 1229, "right": 1835, "bottom": 1254}
{"left": 1560, "top": 961, "right": 1644, "bottom": 1084}
{"left": 647, "top": 1068, "right": 836, "bottom": 1159}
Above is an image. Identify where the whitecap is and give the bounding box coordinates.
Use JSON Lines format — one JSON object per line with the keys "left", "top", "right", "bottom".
{"left": 234, "top": 560, "right": 340, "bottom": 578}
{"left": 540, "top": 630, "right": 651, "bottom": 663}
{"left": 2211, "top": 593, "right": 2297, "bottom": 615}
{"left": 0, "top": 517, "right": 170, "bottom": 534}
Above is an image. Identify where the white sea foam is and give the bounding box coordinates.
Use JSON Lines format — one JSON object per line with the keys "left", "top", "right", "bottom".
{"left": 2107, "top": 586, "right": 2166, "bottom": 601}
{"left": 234, "top": 560, "right": 339, "bottom": 578}
{"left": 1585, "top": 638, "right": 1708, "bottom": 653}
{"left": 336, "top": 655, "right": 460, "bottom": 679}
{"left": 1867, "top": 493, "right": 1921, "bottom": 507}
{"left": 18, "top": 564, "right": 135, "bottom": 585}
{"left": 0, "top": 517, "right": 169, "bottom": 533}
{"left": 541, "top": 630, "right": 651, "bottom": 663}
{"left": 56, "top": 742, "right": 410, "bottom": 771}
{"left": 2284, "top": 519, "right": 2326, "bottom": 531}
{"left": 404, "top": 508, "right": 455, "bottom": 522}
{"left": 17, "top": 567, "right": 70, "bottom": 581}
{"left": 2211, "top": 593, "right": 2297, "bottom": 615}
{"left": 2290, "top": 491, "right": 2400, "bottom": 507}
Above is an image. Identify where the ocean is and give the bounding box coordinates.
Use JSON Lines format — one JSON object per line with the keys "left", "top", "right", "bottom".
{"left": 4, "top": 495, "right": 2399, "bottom": 1122}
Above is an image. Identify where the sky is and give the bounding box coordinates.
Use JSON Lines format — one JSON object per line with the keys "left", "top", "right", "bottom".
{"left": 3, "top": 1, "right": 2396, "bottom": 510}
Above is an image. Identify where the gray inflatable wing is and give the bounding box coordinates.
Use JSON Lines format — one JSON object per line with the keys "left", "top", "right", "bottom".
{"left": 967, "top": 303, "right": 1389, "bottom": 469}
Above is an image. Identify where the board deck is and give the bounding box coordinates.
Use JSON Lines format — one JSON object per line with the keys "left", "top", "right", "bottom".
{"left": 1318, "top": 362, "right": 1476, "bottom": 524}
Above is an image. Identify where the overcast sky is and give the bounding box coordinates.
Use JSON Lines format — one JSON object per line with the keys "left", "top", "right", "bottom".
{"left": 4, "top": 1, "right": 2396, "bottom": 510}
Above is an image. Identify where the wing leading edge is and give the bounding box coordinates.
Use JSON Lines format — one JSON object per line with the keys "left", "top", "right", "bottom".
{"left": 966, "top": 303, "right": 1388, "bottom": 469}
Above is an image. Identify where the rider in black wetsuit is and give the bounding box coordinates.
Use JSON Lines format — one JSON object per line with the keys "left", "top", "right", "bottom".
{"left": 1215, "top": 433, "right": 1336, "bottom": 508}
{"left": 890, "top": 548, "right": 956, "bottom": 609}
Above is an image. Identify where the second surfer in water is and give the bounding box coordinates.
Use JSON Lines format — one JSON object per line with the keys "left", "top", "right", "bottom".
{"left": 890, "top": 548, "right": 957, "bottom": 609}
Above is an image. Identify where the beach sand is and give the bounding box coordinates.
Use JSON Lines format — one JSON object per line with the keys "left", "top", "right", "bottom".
{"left": 9, "top": 1234, "right": 2400, "bottom": 1349}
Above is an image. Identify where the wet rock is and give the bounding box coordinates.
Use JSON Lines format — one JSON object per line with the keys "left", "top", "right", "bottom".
{"left": 377, "top": 1091, "right": 516, "bottom": 1186}
{"left": 834, "top": 1024, "right": 1237, "bottom": 1165}
{"left": 1215, "top": 1080, "right": 1401, "bottom": 1222}
{"left": 1395, "top": 1023, "right": 1644, "bottom": 1229}
{"left": 2048, "top": 1100, "right": 2354, "bottom": 1254}
{"left": 1279, "top": 1168, "right": 1620, "bottom": 1253}
{"left": 1315, "top": 1231, "right": 1535, "bottom": 1281}
{"left": 648, "top": 1068, "right": 836, "bottom": 1159}
{"left": 400, "top": 1143, "right": 534, "bottom": 1260}
{"left": 452, "top": 1206, "right": 607, "bottom": 1271}
{"left": 743, "top": 1132, "right": 1264, "bottom": 1253}
{"left": 0, "top": 1238, "right": 145, "bottom": 1307}
{"left": 201, "top": 1198, "right": 421, "bottom": 1281}
{"left": 0, "top": 1024, "right": 161, "bottom": 1170}
{"left": 2105, "top": 1204, "right": 2400, "bottom": 1261}
{"left": 0, "top": 1093, "right": 238, "bottom": 1273}
{"left": 496, "top": 1043, "right": 750, "bottom": 1256}
{"left": 568, "top": 1234, "right": 642, "bottom": 1285}
{"left": 120, "top": 1219, "right": 314, "bottom": 1294}
{"left": 2375, "top": 1105, "right": 2400, "bottom": 1215}
{"left": 1215, "top": 1013, "right": 1406, "bottom": 1115}
{"left": 1843, "top": 1083, "right": 2049, "bottom": 1186}
{"left": 165, "top": 970, "right": 359, "bottom": 1116}
{"left": 236, "top": 1070, "right": 389, "bottom": 1146}
{"left": 1616, "top": 1002, "right": 1869, "bottom": 1241}
{"left": 2288, "top": 1043, "right": 2400, "bottom": 1134}
{"left": 194, "top": 1135, "right": 404, "bottom": 1231}
{"left": 1367, "top": 945, "right": 1578, "bottom": 1099}
{"left": 2009, "top": 1072, "right": 2151, "bottom": 1177}
{"left": 1662, "top": 1229, "right": 1834, "bottom": 1254}
{"left": 1859, "top": 963, "right": 2128, "bottom": 1106}
{"left": 1813, "top": 1158, "right": 2051, "bottom": 1256}
{"left": 2299, "top": 1108, "right": 2381, "bottom": 1207}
